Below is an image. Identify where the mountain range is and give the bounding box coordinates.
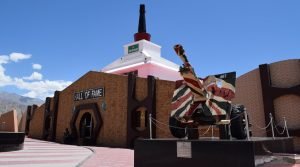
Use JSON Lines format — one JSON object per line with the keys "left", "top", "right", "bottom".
{"left": 0, "top": 91, "right": 44, "bottom": 119}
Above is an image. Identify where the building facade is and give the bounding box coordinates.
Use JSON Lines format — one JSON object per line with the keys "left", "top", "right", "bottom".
{"left": 233, "top": 59, "right": 300, "bottom": 151}
{"left": 26, "top": 72, "right": 175, "bottom": 147}
{"left": 24, "top": 4, "right": 300, "bottom": 152}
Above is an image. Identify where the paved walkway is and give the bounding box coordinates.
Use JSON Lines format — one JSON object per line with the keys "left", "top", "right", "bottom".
{"left": 0, "top": 137, "right": 134, "bottom": 167}
{"left": 0, "top": 138, "right": 93, "bottom": 167}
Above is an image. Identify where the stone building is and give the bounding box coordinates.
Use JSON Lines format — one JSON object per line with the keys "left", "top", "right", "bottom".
{"left": 24, "top": 4, "right": 300, "bottom": 151}
{"left": 25, "top": 4, "right": 177, "bottom": 148}
{"left": 26, "top": 71, "right": 175, "bottom": 147}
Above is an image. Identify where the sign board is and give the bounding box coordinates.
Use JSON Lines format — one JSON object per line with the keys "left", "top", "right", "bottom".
{"left": 177, "top": 142, "right": 192, "bottom": 158}
{"left": 128, "top": 44, "right": 139, "bottom": 54}
{"left": 74, "top": 88, "right": 104, "bottom": 101}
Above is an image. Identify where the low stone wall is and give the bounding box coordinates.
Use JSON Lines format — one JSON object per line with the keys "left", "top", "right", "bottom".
{"left": 0, "top": 110, "right": 18, "bottom": 132}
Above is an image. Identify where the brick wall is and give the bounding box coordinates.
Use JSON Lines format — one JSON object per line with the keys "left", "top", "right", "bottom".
{"left": 56, "top": 71, "right": 129, "bottom": 147}
{"left": 155, "top": 79, "right": 175, "bottom": 138}
{"left": 18, "top": 111, "right": 27, "bottom": 132}
{"left": 0, "top": 110, "right": 18, "bottom": 132}
{"left": 28, "top": 104, "right": 45, "bottom": 138}
{"left": 233, "top": 69, "right": 266, "bottom": 137}
{"left": 233, "top": 59, "right": 300, "bottom": 151}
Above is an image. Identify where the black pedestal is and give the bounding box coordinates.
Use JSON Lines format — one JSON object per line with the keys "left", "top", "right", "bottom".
{"left": 219, "top": 124, "right": 230, "bottom": 139}
{"left": 0, "top": 132, "right": 25, "bottom": 152}
{"left": 134, "top": 137, "right": 294, "bottom": 167}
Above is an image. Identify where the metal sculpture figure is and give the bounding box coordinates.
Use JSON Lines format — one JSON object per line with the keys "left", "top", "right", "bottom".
{"left": 169, "top": 44, "right": 249, "bottom": 139}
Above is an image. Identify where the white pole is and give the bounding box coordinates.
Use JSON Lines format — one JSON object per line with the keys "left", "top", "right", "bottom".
{"left": 185, "top": 127, "right": 188, "bottom": 140}
{"left": 284, "top": 117, "right": 290, "bottom": 138}
{"left": 149, "top": 113, "right": 152, "bottom": 139}
{"left": 269, "top": 113, "right": 275, "bottom": 139}
{"left": 244, "top": 110, "right": 250, "bottom": 141}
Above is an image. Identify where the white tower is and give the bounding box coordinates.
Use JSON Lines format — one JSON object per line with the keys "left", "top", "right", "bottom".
{"left": 102, "top": 4, "right": 181, "bottom": 81}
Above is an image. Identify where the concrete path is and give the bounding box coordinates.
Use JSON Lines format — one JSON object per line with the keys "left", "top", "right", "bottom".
{"left": 0, "top": 138, "right": 93, "bottom": 167}
{"left": 0, "top": 137, "right": 134, "bottom": 167}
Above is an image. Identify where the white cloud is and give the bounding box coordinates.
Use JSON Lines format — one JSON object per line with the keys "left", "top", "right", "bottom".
{"left": 0, "top": 55, "right": 9, "bottom": 64}
{"left": 0, "top": 52, "right": 72, "bottom": 100}
{"left": 23, "top": 91, "right": 38, "bottom": 99}
{"left": 23, "top": 72, "right": 43, "bottom": 80}
{"left": 0, "top": 70, "right": 12, "bottom": 86}
{"left": 0, "top": 55, "right": 12, "bottom": 86}
{"left": 14, "top": 78, "right": 72, "bottom": 99}
{"left": 32, "top": 63, "right": 42, "bottom": 70}
{"left": 9, "top": 52, "right": 31, "bottom": 62}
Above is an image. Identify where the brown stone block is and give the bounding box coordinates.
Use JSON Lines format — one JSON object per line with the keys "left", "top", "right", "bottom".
{"left": 0, "top": 109, "right": 18, "bottom": 132}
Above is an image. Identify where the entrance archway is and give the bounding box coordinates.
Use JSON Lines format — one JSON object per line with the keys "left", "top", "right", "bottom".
{"left": 70, "top": 103, "right": 102, "bottom": 146}
{"left": 79, "top": 112, "right": 94, "bottom": 143}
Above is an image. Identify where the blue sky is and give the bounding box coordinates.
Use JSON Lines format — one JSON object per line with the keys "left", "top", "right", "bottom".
{"left": 0, "top": 0, "right": 299, "bottom": 100}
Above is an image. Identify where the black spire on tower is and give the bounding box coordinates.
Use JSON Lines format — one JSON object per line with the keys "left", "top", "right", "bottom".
{"left": 134, "top": 4, "right": 151, "bottom": 41}
{"left": 138, "top": 4, "right": 146, "bottom": 33}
